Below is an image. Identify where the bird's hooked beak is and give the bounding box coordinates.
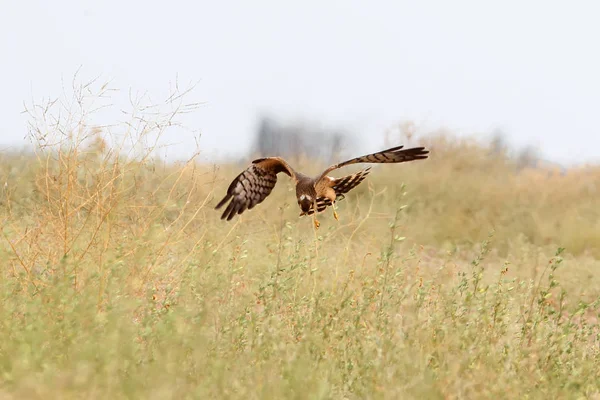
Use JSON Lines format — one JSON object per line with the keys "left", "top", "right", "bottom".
{"left": 298, "top": 194, "right": 312, "bottom": 213}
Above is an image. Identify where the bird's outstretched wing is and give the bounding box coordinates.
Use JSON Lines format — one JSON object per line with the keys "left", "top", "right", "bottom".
{"left": 215, "top": 157, "right": 296, "bottom": 220}
{"left": 316, "top": 145, "right": 429, "bottom": 183}
{"left": 305, "top": 168, "right": 372, "bottom": 215}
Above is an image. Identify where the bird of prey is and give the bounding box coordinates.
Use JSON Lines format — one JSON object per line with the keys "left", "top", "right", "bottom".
{"left": 215, "top": 145, "right": 429, "bottom": 228}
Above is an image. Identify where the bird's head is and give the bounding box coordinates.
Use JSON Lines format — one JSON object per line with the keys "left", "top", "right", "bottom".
{"left": 298, "top": 193, "right": 313, "bottom": 213}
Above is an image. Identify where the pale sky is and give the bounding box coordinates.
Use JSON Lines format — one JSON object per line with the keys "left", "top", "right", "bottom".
{"left": 1, "top": 1, "right": 599, "bottom": 165}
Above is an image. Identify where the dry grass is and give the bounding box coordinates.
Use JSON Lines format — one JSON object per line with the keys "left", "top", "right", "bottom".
{"left": 0, "top": 80, "right": 599, "bottom": 399}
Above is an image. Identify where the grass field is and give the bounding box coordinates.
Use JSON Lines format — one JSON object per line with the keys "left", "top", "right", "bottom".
{"left": 1, "top": 85, "right": 599, "bottom": 399}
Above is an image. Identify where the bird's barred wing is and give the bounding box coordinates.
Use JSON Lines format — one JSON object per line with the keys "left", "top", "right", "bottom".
{"left": 316, "top": 145, "right": 429, "bottom": 182}
{"left": 215, "top": 157, "right": 296, "bottom": 221}
{"left": 330, "top": 167, "right": 371, "bottom": 195}
{"left": 304, "top": 168, "right": 371, "bottom": 216}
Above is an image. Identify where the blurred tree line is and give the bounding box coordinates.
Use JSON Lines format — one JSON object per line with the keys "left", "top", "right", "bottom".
{"left": 489, "top": 129, "right": 541, "bottom": 170}
{"left": 251, "top": 116, "right": 546, "bottom": 171}
{"left": 251, "top": 115, "right": 356, "bottom": 163}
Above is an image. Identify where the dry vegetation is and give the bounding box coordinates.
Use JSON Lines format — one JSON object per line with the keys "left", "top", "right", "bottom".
{"left": 0, "top": 80, "right": 599, "bottom": 399}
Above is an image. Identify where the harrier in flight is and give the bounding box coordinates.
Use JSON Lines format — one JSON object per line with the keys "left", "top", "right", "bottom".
{"left": 215, "top": 145, "right": 429, "bottom": 228}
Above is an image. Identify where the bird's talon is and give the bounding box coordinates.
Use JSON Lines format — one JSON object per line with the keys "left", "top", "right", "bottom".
{"left": 313, "top": 219, "right": 320, "bottom": 229}
{"left": 333, "top": 210, "right": 339, "bottom": 221}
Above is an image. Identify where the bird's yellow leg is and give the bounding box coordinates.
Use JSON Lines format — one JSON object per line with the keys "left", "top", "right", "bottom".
{"left": 312, "top": 200, "right": 320, "bottom": 229}
{"left": 330, "top": 200, "right": 339, "bottom": 221}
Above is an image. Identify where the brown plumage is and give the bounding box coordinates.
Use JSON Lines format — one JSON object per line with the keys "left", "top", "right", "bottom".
{"left": 305, "top": 167, "right": 372, "bottom": 216}
{"left": 215, "top": 145, "right": 429, "bottom": 227}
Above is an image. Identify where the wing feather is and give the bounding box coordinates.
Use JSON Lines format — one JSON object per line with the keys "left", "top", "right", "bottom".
{"left": 304, "top": 168, "right": 371, "bottom": 216}
{"left": 316, "top": 145, "right": 429, "bottom": 182}
{"left": 215, "top": 157, "right": 295, "bottom": 221}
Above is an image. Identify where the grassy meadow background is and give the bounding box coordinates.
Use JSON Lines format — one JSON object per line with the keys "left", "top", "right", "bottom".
{"left": 1, "top": 82, "right": 599, "bottom": 399}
